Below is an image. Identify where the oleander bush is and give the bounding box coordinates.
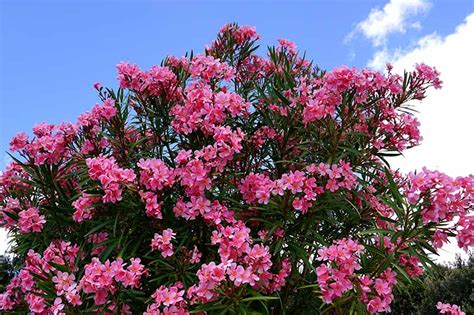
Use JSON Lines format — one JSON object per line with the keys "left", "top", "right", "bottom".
{"left": 0, "top": 23, "right": 471, "bottom": 314}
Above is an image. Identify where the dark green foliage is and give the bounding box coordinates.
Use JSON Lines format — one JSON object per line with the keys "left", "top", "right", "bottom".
{"left": 0, "top": 255, "right": 15, "bottom": 292}
{"left": 392, "top": 253, "right": 474, "bottom": 314}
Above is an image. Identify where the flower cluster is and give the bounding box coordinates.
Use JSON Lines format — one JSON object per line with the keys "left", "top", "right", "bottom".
{"left": 151, "top": 229, "right": 176, "bottom": 258}
{"left": 173, "top": 197, "right": 235, "bottom": 224}
{"left": 316, "top": 239, "right": 399, "bottom": 314}
{"left": 9, "top": 122, "right": 77, "bottom": 165}
{"left": 457, "top": 214, "right": 474, "bottom": 250}
{"left": 80, "top": 257, "right": 146, "bottom": 305}
{"left": 72, "top": 193, "right": 101, "bottom": 223}
{"left": 436, "top": 302, "right": 465, "bottom": 315}
{"left": 86, "top": 155, "right": 136, "bottom": 203}
{"left": 145, "top": 283, "right": 187, "bottom": 314}
{"left": 77, "top": 98, "right": 118, "bottom": 129}
{"left": 316, "top": 239, "right": 364, "bottom": 303}
{"left": 215, "top": 23, "right": 260, "bottom": 46}
{"left": 137, "top": 158, "right": 175, "bottom": 190}
{"left": 117, "top": 62, "right": 180, "bottom": 99}
{"left": 0, "top": 241, "right": 80, "bottom": 313}
{"left": 239, "top": 161, "right": 357, "bottom": 213}
{"left": 189, "top": 54, "right": 235, "bottom": 83}
{"left": 18, "top": 207, "right": 45, "bottom": 233}
{"left": 170, "top": 82, "right": 249, "bottom": 135}
{"left": 398, "top": 253, "right": 424, "bottom": 277}
{"left": 359, "top": 269, "right": 397, "bottom": 314}
{"left": 0, "top": 199, "right": 45, "bottom": 234}
{"left": 403, "top": 169, "right": 474, "bottom": 249}
{"left": 239, "top": 172, "right": 274, "bottom": 204}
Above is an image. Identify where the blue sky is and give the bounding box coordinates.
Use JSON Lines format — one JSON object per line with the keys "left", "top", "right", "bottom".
{"left": 0, "top": 0, "right": 473, "bottom": 167}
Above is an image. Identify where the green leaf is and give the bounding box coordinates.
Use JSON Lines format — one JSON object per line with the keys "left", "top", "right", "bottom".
{"left": 394, "top": 263, "right": 413, "bottom": 284}
{"left": 85, "top": 221, "right": 110, "bottom": 237}
{"left": 241, "top": 296, "right": 278, "bottom": 302}
{"left": 101, "top": 240, "right": 118, "bottom": 261}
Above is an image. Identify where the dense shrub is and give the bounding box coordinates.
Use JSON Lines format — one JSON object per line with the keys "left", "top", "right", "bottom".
{"left": 392, "top": 253, "right": 474, "bottom": 314}
{"left": 0, "top": 23, "right": 472, "bottom": 314}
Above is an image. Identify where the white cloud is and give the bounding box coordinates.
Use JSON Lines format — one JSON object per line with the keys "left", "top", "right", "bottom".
{"left": 353, "top": 0, "right": 431, "bottom": 47}
{"left": 382, "top": 13, "right": 474, "bottom": 263}
{"left": 387, "top": 13, "right": 474, "bottom": 176}
{"left": 368, "top": 33, "right": 440, "bottom": 70}
{"left": 368, "top": 48, "right": 396, "bottom": 70}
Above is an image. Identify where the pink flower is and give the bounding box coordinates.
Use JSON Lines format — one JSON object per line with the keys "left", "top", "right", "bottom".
{"left": 189, "top": 54, "right": 235, "bottom": 83}
{"left": 227, "top": 263, "right": 259, "bottom": 286}
{"left": 139, "top": 191, "right": 162, "bottom": 219}
{"left": 26, "top": 293, "right": 46, "bottom": 313}
{"left": 367, "top": 297, "right": 383, "bottom": 314}
{"left": 176, "top": 149, "right": 192, "bottom": 164}
{"left": 190, "top": 246, "right": 202, "bottom": 264}
{"left": 86, "top": 155, "right": 136, "bottom": 203}
{"left": 218, "top": 24, "right": 260, "bottom": 44}
{"left": 65, "top": 289, "right": 82, "bottom": 306}
{"left": 457, "top": 215, "right": 474, "bottom": 251}
{"left": 94, "top": 288, "right": 108, "bottom": 305}
{"left": 436, "top": 302, "right": 465, "bottom": 315}
{"left": 117, "top": 62, "right": 178, "bottom": 97}
{"left": 100, "top": 98, "right": 117, "bottom": 120}
{"left": 399, "top": 254, "right": 424, "bottom": 277}
{"left": 151, "top": 229, "right": 176, "bottom": 257}
{"left": 52, "top": 271, "right": 77, "bottom": 294}
{"left": 415, "top": 63, "right": 442, "bottom": 89}
{"left": 316, "top": 239, "right": 364, "bottom": 303}
{"left": 325, "top": 179, "right": 339, "bottom": 192}
{"left": 152, "top": 284, "right": 185, "bottom": 307}
{"left": 292, "top": 197, "right": 311, "bottom": 214}
{"left": 79, "top": 257, "right": 144, "bottom": 304}
{"left": 176, "top": 159, "right": 211, "bottom": 196}
{"left": 137, "top": 158, "right": 175, "bottom": 191}
{"left": 50, "top": 297, "right": 65, "bottom": 315}
{"left": 278, "top": 38, "right": 297, "bottom": 55}
{"left": 9, "top": 132, "right": 29, "bottom": 151}
{"left": 239, "top": 173, "right": 274, "bottom": 204}
{"left": 18, "top": 207, "right": 45, "bottom": 233}
{"left": 433, "top": 230, "right": 449, "bottom": 249}
{"left": 72, "top": 193, "right": 100, "bottom": 223}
